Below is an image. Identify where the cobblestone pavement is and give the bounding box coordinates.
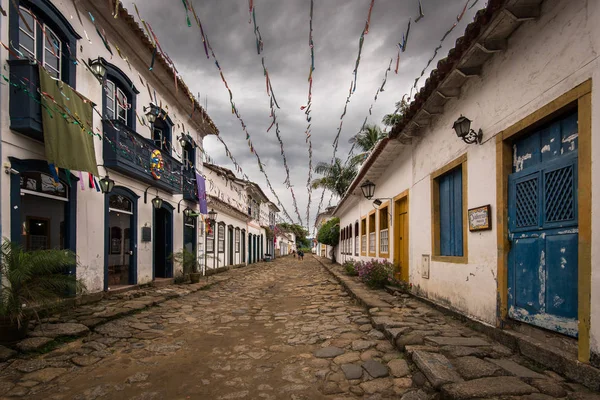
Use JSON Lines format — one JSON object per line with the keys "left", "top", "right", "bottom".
{"left": 0, "top": 256, "right": 598, "bottom": 400}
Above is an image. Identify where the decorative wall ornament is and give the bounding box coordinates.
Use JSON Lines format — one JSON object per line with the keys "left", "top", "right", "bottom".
{"left": 150, "top": 149, "right": 164, "bottom": 180}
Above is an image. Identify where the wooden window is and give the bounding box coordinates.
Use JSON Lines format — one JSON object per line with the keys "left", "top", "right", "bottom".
{"left": 379, "top": 204, "right": 389, "bottom": 255}
{"left": 235, "top": 228, "right": 240, "bottom": 253}
{"left": 360, "top": 217, "right": 367, "bottom": 256}
{"left": 206, "top": 222, "right": 214, "bottom": 253}
{"left": 218, "top": 224, "right": 225, "bottom": 253}
{"left": 368, "top": 211, "right": 376, "bottom": 256}
{"left": 18, "top": 7, "right": 35, "bottom": 60}
{"left": 431, "top": 154, "right": 468, "bottom": 263}
{"left": 43, "top": 25, "right": 61, "bottom": 79}
{"left": 354, "top": 221, "right": 359, "bottom": 256}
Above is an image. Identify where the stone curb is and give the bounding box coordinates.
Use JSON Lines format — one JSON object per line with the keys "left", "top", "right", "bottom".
{"left": 313, "top": 256, "right": 600, "bottom": 392}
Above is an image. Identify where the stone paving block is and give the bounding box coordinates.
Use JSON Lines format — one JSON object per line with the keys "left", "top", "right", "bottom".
{"left": 529, "top": 378, "right": 568, "bottom": 398}
{"left": 404, "top": 345, "right": 440, "bottom": 356}
{"left": 21, "top": 367, "right": 68, "bottom": 383}
{"left": 411, "top": 350, "right": 463, "bottom": 389}
{"left": 15, "top": 337, "right": 53, "bottom": 352}
{"left": 439, "top": 345, "right": 492, "bottom": 358}
{"left": 486, "top": 358, "right": 546, "bottom": 379}
{"left": 387, "top": 358, "right": 410, "bottom": 377}
{"left": 396, "top": 333, "right": 425, "bottom": 350}
{"left": 362, "top": 359, "right": 389, "bottom": 378}
{"left": 333, "top": 352, "right": 360, "bottom": 364}
{"left": 360, "top": 378, "right": 393, "bottom": 394}
{"left": 452, "top": 356, "right": 503, "bottom": 379}
{"left": 351, "top": 340, "right": 376, "bottom": 351}
{"left": 424, "top": 336, "right": 489, "bottom": 347}
{"left": 385, "top": 327, "right": 412, "bottom": 340}
{"left": 29, "top": 323, "right": 90, "bottom": 338}
{"left": 341, "top": 364, "right": 363, "bottom": 380}
{"left": 314, "top": 346, "right": 345, "bottom": 358}
{"left": 0, "top": 345, "right": 17, "bottom": 361}
{"left": 440, "top": 376, "right": 537, "bottom": 399}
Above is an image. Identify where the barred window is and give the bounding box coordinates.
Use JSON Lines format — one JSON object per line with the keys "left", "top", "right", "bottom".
{"left": 218, "top": 224, "right": 225, "bottom": 253}
{"left": 380, "top": 229, "right": 389, "bottom": 254}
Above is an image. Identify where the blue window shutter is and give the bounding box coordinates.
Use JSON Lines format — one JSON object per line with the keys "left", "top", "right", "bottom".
{"left": 439, "top": 167, "right": 463, "bottom": 256}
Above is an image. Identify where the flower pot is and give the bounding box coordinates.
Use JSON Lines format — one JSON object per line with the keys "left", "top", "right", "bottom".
{"left": 0, "top": 316, "right": 28, "bottom": 345}
{"left": 189, "top": 273, "right": 201, "bottom": 284}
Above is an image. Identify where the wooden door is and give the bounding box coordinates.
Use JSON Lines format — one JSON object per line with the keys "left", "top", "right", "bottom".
{"left": 394, "top": 196, "right": 409, "bottom": 282}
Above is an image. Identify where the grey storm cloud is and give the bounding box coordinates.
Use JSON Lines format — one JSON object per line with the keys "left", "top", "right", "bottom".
{"left": 122, "top": 0, "right": 480, "bottom": 230}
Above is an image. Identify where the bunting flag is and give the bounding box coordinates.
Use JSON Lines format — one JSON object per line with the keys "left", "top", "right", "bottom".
{"left": 196, "top": 172, "right": 208, "bottom": 214}
{"left": 415, "top": 0, "right": 424, "bottom": 22}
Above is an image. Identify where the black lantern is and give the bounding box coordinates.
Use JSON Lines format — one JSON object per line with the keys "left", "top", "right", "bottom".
{"left": 183, "top": 207, "right": 194, "bottom": 218}
{"left": 208, "top": 209, "right": 217, "bottom": 222}
{"left": 178, "top": 134, "right": 188, "bottom": 148}
{"left": 144, "top": 103, "right": 160, "bottom": 124}
{"left": 151, "top": 195, "right": 163, "bottom": 209}
{"left": 452, "top": 115, "right": 483, "bottom": 145}
{"left": 89, "top": 57, "right": 106, "bottom": 79}
{"left": 98, "top": 175, "right": 115, "bottom": 194}
{"left": 372, "top": 199, "right": 382, "bottom": 207}
{"left": 360, "top": 180, "right": 376, "bottom": 200}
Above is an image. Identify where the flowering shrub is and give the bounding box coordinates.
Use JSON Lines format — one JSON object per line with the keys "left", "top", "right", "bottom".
{"left": 343, "top": 260, "right": 358, "bottom": 276}
{"left": 356, "top": 259, "right": 397, "bottom": 289}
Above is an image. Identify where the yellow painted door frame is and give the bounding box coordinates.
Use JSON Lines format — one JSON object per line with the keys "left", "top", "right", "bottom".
{"left": 393, "top": 190, "right": 409, "bottom": 282}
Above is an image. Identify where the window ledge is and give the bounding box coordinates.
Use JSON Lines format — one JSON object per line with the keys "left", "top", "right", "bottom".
{"left": 432, "top": 255, "right": 468, "bottom": 264}
{"left": 379, "top": 252, "right": 389, "bottom": 257}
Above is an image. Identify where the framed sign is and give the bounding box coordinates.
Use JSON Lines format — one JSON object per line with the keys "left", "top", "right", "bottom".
{"left": 468, "top": 205, "right": 492, "bottom": 231}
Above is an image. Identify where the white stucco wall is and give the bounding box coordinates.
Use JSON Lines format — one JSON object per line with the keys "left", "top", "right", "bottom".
{"left": 0, "top": 0, "right": 209, "bottom": 292}
{"left": 334, "top": 0, "right": 600, "bottom": 357}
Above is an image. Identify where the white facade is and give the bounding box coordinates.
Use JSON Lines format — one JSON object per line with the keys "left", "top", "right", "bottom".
{"left": 1, "top": 0, "right": 216, "bottom": 292}
{"left": 333, "top": 0, "right": 600, "bottom": 365}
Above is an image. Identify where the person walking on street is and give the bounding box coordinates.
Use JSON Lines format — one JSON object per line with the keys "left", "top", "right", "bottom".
{"left": 298, "top": 250, "right": 304, "bottom": 260}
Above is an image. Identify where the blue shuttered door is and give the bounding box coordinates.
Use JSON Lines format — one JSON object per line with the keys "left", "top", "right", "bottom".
{"left": 439, "top": 167, "right": 463, "bottom": 257}
{"left": 507, "top": 111, "right": 578, "bottom": 337}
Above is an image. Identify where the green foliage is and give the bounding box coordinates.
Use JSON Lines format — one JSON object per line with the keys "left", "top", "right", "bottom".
{"left": 382, "top": 99, "right": 409, "bottom": 127}
{"left": 278, "top": 223, "right": 310, "bottom": 248}
{"left": 316, "top": 217, "right": 340, "bottom": 247}
{"left": 343, "top": 260, "right": 358, "bottom": 276}
{"left": 0, "top": 239, "right": 86, "bottom": 328}
{"left": 298, "top": 247, "right": 312, "bottom": 254}
{"left": 355, "top": 259, "right": 398, "bottom": 289}
{"left": 349, "top": 124, "right": 387, "bottom": 162}
{"left": 311, "top": 158, "right": 360, "bottom": 198}
{"left": 169, "top": 248, "right": 199, "bottom": 275}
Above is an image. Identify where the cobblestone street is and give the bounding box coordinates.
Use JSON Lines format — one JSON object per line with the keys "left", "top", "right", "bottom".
{"left": 0, "top": 256, "right": 599, "bottom": 400}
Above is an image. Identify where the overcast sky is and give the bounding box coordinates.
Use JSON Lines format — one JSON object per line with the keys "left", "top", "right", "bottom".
{"left": 123, "top": 0, "right": 481, "bottom": 232}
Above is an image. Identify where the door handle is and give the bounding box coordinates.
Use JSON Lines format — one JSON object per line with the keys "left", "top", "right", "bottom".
{"left": 128, "top": 250, "right": 133, "bottom": 255}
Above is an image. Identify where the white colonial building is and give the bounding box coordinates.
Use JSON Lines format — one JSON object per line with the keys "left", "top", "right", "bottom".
{"left": 0, "top": 0, "right": 218, "bottom": 293}
{"left": 333, "top": 0, "right": 600, "bottom": 367}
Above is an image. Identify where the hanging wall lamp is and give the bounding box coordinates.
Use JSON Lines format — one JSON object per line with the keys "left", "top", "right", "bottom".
{"left": 360, "top": 180, "right": 376, "bottom": 200}
{"left": 452, "top": 115, "right": 483, "bottom": 145}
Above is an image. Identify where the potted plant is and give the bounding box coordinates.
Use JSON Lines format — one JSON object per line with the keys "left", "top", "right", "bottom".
{"left": 170, "top": 248, "right": 201, "bottom": 284}
{"left": 0, "top": 239, "right": 85, "bottom": 344}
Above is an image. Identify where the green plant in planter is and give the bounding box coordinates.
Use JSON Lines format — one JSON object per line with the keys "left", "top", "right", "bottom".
{"left": 0, "top": 239, "right": 85, "bottom": 343}
{"left": 170, "top": 248, "right": 201, "bottom": 283}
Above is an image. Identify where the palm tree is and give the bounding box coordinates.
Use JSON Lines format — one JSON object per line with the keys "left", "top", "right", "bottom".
{"left": 382, "top": 98, "right": 410, "bottom": 127}
{"left": 311, "top": 158, "right": 359, "bottom": 198}
{"left": 348, "top": 124, "right": 386, "bottom": 165}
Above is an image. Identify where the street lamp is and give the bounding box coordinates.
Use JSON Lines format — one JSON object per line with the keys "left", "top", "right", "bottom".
{"left": 208, "top": 209, "right": 218, "bottom": 222}
{"left": 360, "top": 180, "right": 376, "bottom": 200}
{"left": 89, "top": 57, "right": 106, "bottom": 80}
{"left": 452, "top": 115, "right": 483, "bottom": 145}
{"left": 178, "top": 134, "right": 188, "bottom": 148}
{"left": 183, "top": 208, "right": 195, "bottom": 218}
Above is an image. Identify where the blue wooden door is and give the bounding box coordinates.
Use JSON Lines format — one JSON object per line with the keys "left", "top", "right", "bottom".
{"left": 507, "top": 111, "right": 578, "bottom": 337}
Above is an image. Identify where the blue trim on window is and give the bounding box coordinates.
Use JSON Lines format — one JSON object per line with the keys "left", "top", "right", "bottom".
{"left": 439, "top": 167, "right": 463, "bottom": 257}
{"left": 151, "top": 113, "right": 174, "bottom": 156}
{"left": 10, "top": 0, "right": 80, "bottom": 86}
{"left": 104, "top": 186, "right": 139, "bottom": 291}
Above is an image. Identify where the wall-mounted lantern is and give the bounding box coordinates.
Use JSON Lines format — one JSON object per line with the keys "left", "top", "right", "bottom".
{"left": 144, "top": 185, "right": 163, "bottom": 209}
{"left": 360, "top": 180, "right": 376, "bottom": 200}
{"left": 97, "top": 164, "right": 114, "bottom": 194}
{"left": 89, "top": 58, "right": 106, "bottom": 80}
{"left": 144, "top": 103, "right": 160, "bottom": 124}
{"left": 452, "top": 115, "right": 483, "bottom": 145}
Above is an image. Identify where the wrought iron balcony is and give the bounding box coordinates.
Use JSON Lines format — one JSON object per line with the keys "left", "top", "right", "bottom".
{"left": 8, "top": 59, "right": 44, "bottom": 142}
{"left": 182, "top": 168, "right": 198, "bottom": 202}
{"left": 102, "top": 120, "right": 183, "bottom": 194}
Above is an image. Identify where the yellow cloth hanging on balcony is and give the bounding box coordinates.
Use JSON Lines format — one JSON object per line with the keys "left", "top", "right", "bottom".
{"left": 39, "top": 67, "right": 98, "bottom": 177}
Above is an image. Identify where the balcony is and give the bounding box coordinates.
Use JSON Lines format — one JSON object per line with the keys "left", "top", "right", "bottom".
{"left": 103, "top": 120, "right": 183, "bottom": 193}
{"left": 182, "top": 168, "right": 198, "bottom": 202}
{"left": 8, "top": 60, "right": 44, "bottom": 142}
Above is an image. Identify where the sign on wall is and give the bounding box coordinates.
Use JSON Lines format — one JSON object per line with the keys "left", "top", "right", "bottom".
{"left": 468, "top": 205, "right": 492, "bottom": 231}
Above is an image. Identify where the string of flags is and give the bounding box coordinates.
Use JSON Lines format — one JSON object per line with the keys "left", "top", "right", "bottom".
{"left": 314, "top": 0, "right": 376, "bottom": 232}
{"left": 182, "top": 0, "right": 296, "bottom": 224}
{"left": 248, "top": 4, "right": 303, "bottom": 225}
{"left": 303, "top": 0, "right": 315, "bottom": 230}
